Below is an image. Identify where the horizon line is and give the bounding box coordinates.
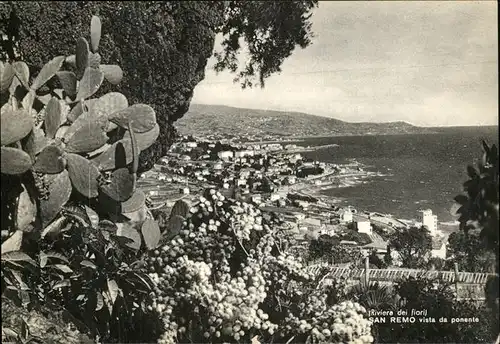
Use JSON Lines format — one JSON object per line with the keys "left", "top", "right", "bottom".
{"left": 188, "top": 102, "right": 499, "bottom": 128}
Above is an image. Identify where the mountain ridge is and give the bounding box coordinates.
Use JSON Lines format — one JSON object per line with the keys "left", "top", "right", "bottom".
{"left": 176, "top": 103, "right": 435, "bottom": 138}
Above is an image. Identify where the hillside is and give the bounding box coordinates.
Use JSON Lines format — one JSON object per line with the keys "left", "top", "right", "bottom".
{"left": 176, "top": 104, "right": 432, "bottom": 139}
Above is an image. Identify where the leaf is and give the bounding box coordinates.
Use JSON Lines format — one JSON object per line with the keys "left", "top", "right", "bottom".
{"left": 167, "top": 215, "right": 185, "bottom": 239}
{"left": 68, "top": 102, "right": 84, "bottom": 122}
{"left": 53, "top": 280, "right": 71, "bottom": 289}
{"left": 41, "top": 216, "right": 68, "bottom": 239}
{"left": 40, "top": 170, "right": 72, "bottom": 227}
{"left": 90, "top": 16, "right": 102, "bottom": 52}
{"left": 91, "top": 139, "right": 133, "bottom": 171}
{"left": 56, "top": 71, "right": 77, "bottom": 96}
{"left": 52, "top": 264, "right": 73, "bottom": 274}
{"left": 16, "top": 183, "right": 37, "bottom": 232}
{"left": 75, "top": 67, "right": 104, "bottom": 101}
{"left": 63, "top": 110, "right": 108, "bottom": 153}
{"left": 100, "top": 167, "right": 136, "bottom": 202}
{"left": 85, "top": 206, "right": 100, "bottom": 228}
{"left": 91, "top": 126, "right": 160, "bottom": 171}
{"left": 66, "top": 153, "right": 100, "bottom": 198}
{"left": 95, "top": 292, "right": 104, "bottom": 311}
{"left": 12, "top": 61, "right": 30, "bottom": 89}
{"left": 141, "top": 219, "right": 161, "bottom": 250}
{"left": 75, "top": 38, "right": 90, "bottom": 75}
{"left": 81, "top": 260, "right": 97, "bottom": 269}
{"left": 1, "top": 109, "right": 34, "bottom": 146}
{"left": 40, "top": 251, "right": 69, "bottom": 268}
{"left": 107, "top": 279, "right": 120, "bottom": 304}
{"left": 109, "top": 104, "right": 156, "bottom": 133}
{"left": 44, "top": 97, "right": 63, "bottom": 138}
{"left": 55, "top": 125, "right": 70, "bottom": 140}
{"left": 0, "top": 147, "right": 32, "bottom": 175}
{"left": 1, "top": 230, "right": 23, "bottom": 254}
{"left": 100, "top": 64, "right": 123, "bottom": 85}
{"left": 0, "top": 62, "right": 15, "bottom": 92}
{"left": 22, "top": 90, "right": 36, "bottom": 114}
{"left": 121, "top": 189, "right": 146, "bottom": 213}
{"left": 33, "top": 145, "right": 66, "bottom": 174}
{"left": 89, "top": 92, "right": 128, "bottom": 116}
{"left": 1, "top": 251, "right": 37, "bottom": 266}
{"left": 20, "top": 318, "right": 29, "bottom": 341}
{"left": 64, "top": 122, "right": 108, "bottom": 153}
{"left": 31, "top": 56, "right": 65, "bottom": 90}
{"left": 170, "top": 200, "right": 191, "bottom": 218}
{"left": 128, "top": 121, "right": 139, "bottom": 174}
{"left": 115, "top": 223, "right": 142, "bottom": 250}
{"left": 24, "top": 127, "right": 51, "bottom": 158}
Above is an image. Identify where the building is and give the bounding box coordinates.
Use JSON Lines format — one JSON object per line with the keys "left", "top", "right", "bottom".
{"left": 340, "top": 210, "right": 353, "bottom": 223}
{"left": 185, "top": 141, "right": 197, "bottom": 148}
{"left": 269, "top": 193, "right": 281, "bottom": 202}
{"left": 234, "top": 150, "right": 254, "bottom": 158}
{"left": 356, "top": 221, "right": 372, "bottom": 235}
{"left": 417, "top": 209, "right": 438, "bottom": 234}
{"left": 180, "top": 187, "right": 190, "bottom": 195}
{"left": 251, "top": 194, "right": 262, "bottom": 204}
{"left": 431, "top": 237, "right": 447, "bottom": 259}
{"left": 218, "top": 151, "right": 234, "bottom": 160}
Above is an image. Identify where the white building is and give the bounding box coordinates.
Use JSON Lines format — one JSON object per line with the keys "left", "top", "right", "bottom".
{"left": 269, "top": 193, "right": 281, "bottom": 202}
{"left": 356, "top": 221, "right": 372, "bottom": 235}
{"left": 218, "top": 151, "right": 234, "bottom": 160}
{"left": 431, "top": 239, "right": 447, "bottom": 259}
{"left": 235, "top": 150, "right": 254, "bottom": 158}
{"left": 417, "top": 209, "right": 438, "bottom": 234}
{"left": 185, "top": 142, "right": 197, "bottom": 148}
{"left": 341, "top": 211, "right": 353, "bottom": 223}
{"left": 180, "top": 187, "right": 190, "bottom": 195}
{"left": 251, "top": 194, "right": 262, "bottom": 204}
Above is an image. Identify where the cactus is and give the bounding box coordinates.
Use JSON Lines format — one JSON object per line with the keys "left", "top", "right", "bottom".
{"left": 100, "top": 65, "right": 123, "bottom": 85}
{"left": 0, "top": 15, "right": 160, "bottom": 247}
{"left": 90, "top": 16, "right": 102, "bottom": 53}
{"left": 30, "top": 56, "right": 66, "bottom": 91}
{"left": 1, "top": 147, "right": 32, "bottom": 175}
{"left": 56, "top": 71, "right": 77, "bottom": 96}
{"left": 170, "top": 199, "right": 191, "bottom": 219}
{"left": 166, "top": 215, "right": 185, "bottom": 239}
{"left": 75, "top": 38, "right": 90, "bottom": 77}
{"left": 1, "top": 61, "right": 15, "bottom": 92}
{"left": 39, "top": 170, "right": 72, "bottom": 227}
{"left": 32, "top": 145, "right": 66, "bottom": 174}
{"left": 1, "top": 109, "right": 34, "bottom": 146}
{"left": 66, "top": 153, "right": 100, "bottom": 198}
{"left": 75, "top": 67, "right": 104, "bottom": 101}
{"left": 44, "top": 98, "right": 64, "bottom": 138}
{"left": 109, "top": 104, "right": 156, "bottom": 133}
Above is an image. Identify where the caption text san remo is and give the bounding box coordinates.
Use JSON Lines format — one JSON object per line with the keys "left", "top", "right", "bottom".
{"left": 368, "top": 309, "right": 480, "bottom": 324}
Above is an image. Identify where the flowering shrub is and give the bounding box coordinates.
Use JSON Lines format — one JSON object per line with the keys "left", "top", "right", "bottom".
{"left": 144, "top": 189, "right": 373, "bottom": 344}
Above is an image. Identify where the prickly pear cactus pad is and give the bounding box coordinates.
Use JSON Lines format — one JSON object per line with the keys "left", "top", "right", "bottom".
{"left": 144, "top": 189, "right": 373, "bottom": 344}
{"left": 1, "top": 15, "right": 160, "bottom": 232}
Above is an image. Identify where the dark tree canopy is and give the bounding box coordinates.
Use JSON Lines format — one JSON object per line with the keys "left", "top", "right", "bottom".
{"left": 388, "top": 226, "right": 432, "bottom": 269}
{"left": 214, "top": 1, "right": 318, "bottom": 88}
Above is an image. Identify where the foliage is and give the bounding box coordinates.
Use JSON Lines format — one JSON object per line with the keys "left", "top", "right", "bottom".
{"left": 452, "top": 139, "right": 499, "bottom": 337}
{"left": 145, "top": 189, "right": 374, "bottom": 344}
{"left": 377, "top": 277, "right": 498, "bottom": 343}
{"left": 1, "top": 16, "right": 167, "bottom": 342}
{"left": 454, "top": 140, "right": 499, "bottom": 259}
{"left": 446, "top": 230, "right": 496, "bottom": 273}
{"left": 387, "top": 226, "right": 432, "bottom": 269}
{"left": 214, "top": 1, "right": 318, "bottom": 88}
{"left": 308, "top": 234, "right": 365, "bottom": 265}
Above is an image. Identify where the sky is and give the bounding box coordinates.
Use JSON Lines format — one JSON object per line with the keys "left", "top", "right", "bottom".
{"left": 191, "top": 1, "right": 498, "bottom": 127}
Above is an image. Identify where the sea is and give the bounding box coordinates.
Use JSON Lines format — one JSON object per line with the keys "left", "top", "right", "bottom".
{"left": 296, "top": 126, "right": 498, "bottom": 230}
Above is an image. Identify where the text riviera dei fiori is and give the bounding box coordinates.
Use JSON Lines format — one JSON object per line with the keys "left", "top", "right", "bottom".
{"left": 367, "top": 309, "right": 480, "bottom": 324}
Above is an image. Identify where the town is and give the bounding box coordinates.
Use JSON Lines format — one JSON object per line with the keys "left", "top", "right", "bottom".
{"left": 139, "top": 134, "right": 449, "bottom": 267}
